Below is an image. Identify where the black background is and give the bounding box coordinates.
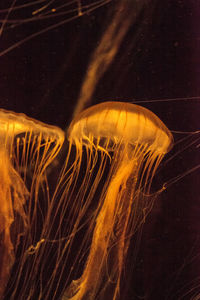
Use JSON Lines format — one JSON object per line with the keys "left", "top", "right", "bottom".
{"left": 0, "top": 1, "right": 200, "bottom": 299}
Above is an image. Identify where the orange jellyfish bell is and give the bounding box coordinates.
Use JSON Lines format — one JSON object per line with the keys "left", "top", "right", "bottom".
{"left": 64, "top": 101, "right": 173, "bottom": 300}
{"left": 0, "top": 109, "right": 64, "bottom": 298}
{"left": 68, "top": 101, "right": 173, "bottom": 154}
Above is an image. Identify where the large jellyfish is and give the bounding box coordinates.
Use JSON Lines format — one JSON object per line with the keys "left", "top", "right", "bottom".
{"left": 0, "top": 109, "right": 64, "bottom": 298}
{"left": 61, "top": 101, "right": 173, "bottom": 300}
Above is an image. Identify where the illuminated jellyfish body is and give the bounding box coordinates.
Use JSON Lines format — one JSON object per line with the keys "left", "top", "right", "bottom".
{"left": 0, "top": 109, "right": 64, "bottom": 298}
{"left": 61, "top": 101, "right": 173, "bottom": 300}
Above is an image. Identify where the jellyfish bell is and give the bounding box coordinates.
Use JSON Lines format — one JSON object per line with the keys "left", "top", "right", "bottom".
{"left": 0, "top": 108, "right": 64, "bottom": 150}
{"left": 68, "top": 101, "right": 173, "bottom": 153}
{"left": 0, "top": 108, "right": 64, "bottom": 298}
{"left": 63, "top": 101, "right": 173, "bottom": 300}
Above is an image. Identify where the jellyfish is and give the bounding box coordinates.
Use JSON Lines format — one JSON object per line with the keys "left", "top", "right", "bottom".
{"left": 59, "top": 101, "right": 173, "bottom": 300}
{"left": 0, "top": 109, "right": 64, "bottom": 298}
{"left": 0, "top": 1, "right": 198, "bottom": 298}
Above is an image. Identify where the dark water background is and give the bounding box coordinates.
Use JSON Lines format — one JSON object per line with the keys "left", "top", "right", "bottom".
{"left": 0, "top": 1, "right": 199, "bottom": 299}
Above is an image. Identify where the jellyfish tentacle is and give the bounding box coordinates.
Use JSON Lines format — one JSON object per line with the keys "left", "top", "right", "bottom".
{"left": 63, "top": 101, "right": 173, "bottom": 300}
{"left": 0, "top": 109, "right": 64, "bottom": 299}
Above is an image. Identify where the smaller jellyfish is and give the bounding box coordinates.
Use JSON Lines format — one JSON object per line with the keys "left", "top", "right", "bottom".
{"left": 0, "top": 109, "right": 64, "bottom": 298}
{"left": 62, "top": 101, "right": 173, "bottom": 300}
